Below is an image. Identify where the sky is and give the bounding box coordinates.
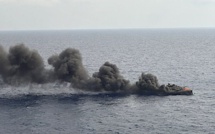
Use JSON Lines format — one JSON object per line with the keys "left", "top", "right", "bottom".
{"left": 0, "top": 0, "right": 215, "bottom": 30}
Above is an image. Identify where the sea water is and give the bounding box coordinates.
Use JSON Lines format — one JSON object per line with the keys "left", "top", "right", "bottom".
{"left": 0, "top": 29, "right": 214, "bottom": 134}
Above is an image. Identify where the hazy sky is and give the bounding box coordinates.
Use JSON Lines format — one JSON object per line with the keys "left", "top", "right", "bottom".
{"left": 0, "top": 0, "right": 215, "bottom": 30}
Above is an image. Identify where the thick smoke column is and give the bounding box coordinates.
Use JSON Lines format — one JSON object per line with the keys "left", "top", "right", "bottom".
{"left": 47, "top": 49, "right": 130, "bottom": 92}
{"left": 0, "top": 45, "right": 9, "bottom": 76}
{"left": 135, "top": 73, "right": 162, "bottom": 94}
{"left": 48, "top": 48, "right": 89, "bottom": 86}
{"left": 0, "top": 44, "right": 48, "bottom": 84}
{"left": 136, "top": 73, "right": 160, "bottom": 90}
{"left": 0, "top": 44, "right": 191, "bottom": 95}
{"left": 92, "top": 62, "right": 130, "bottom": 91}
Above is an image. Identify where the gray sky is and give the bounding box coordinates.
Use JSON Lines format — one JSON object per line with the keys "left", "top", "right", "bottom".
{"left": 0, "top": 0, "right": 215, "bottom": 30}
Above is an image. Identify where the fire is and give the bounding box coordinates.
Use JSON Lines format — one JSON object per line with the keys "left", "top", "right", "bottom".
{"left": 183, "top": 87, "right": 191, "bottom": 91}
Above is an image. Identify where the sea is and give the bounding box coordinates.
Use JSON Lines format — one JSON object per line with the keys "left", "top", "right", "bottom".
{"left": 0, "top": 29, "right": 214, "bottom": 134}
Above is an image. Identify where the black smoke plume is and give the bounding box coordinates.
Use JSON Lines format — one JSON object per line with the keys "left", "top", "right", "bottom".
{"left": 48, "top": 51, "right": 130, "bottom": 92}
{"left": 0, "top": 45, "right": 9, "bottom": 76}
{"left": 48, "top": 48, "right": 89, "bottom": 87}
{"left": 91, "top": 62, "right": 130, "bottom": 91}
{"left": 0, "top": 44, "right": 189, "bottom": 95}
{"left": 135, "top": 73, "right": 162, "bottom": 94}
{"left": 136, "top": 73, "right": 159, "bottom": 90}
{"left": 0, "top": 44, "right": 50, "bottom": 84}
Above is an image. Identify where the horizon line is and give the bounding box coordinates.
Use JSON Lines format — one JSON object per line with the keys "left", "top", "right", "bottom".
{"left": 1, "top": 27, "right": 215, "bottom": 32}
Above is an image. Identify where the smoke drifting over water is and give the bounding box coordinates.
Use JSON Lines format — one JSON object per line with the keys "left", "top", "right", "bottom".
{"left": 48, "top": 48, "right": 89, "bottom": 84}
{"left": 0, "top": 44, "right": 49, "bottom": 84}
{"left": 0, "top": 44, "right": 190, "bottom": 95}
{"left": 92, "top": 62, "right": 130, "bottom": 91}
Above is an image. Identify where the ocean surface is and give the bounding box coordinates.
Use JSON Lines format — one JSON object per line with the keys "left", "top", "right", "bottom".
{"left": 0, "top": 29, "right": 215, "bottom": 134}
